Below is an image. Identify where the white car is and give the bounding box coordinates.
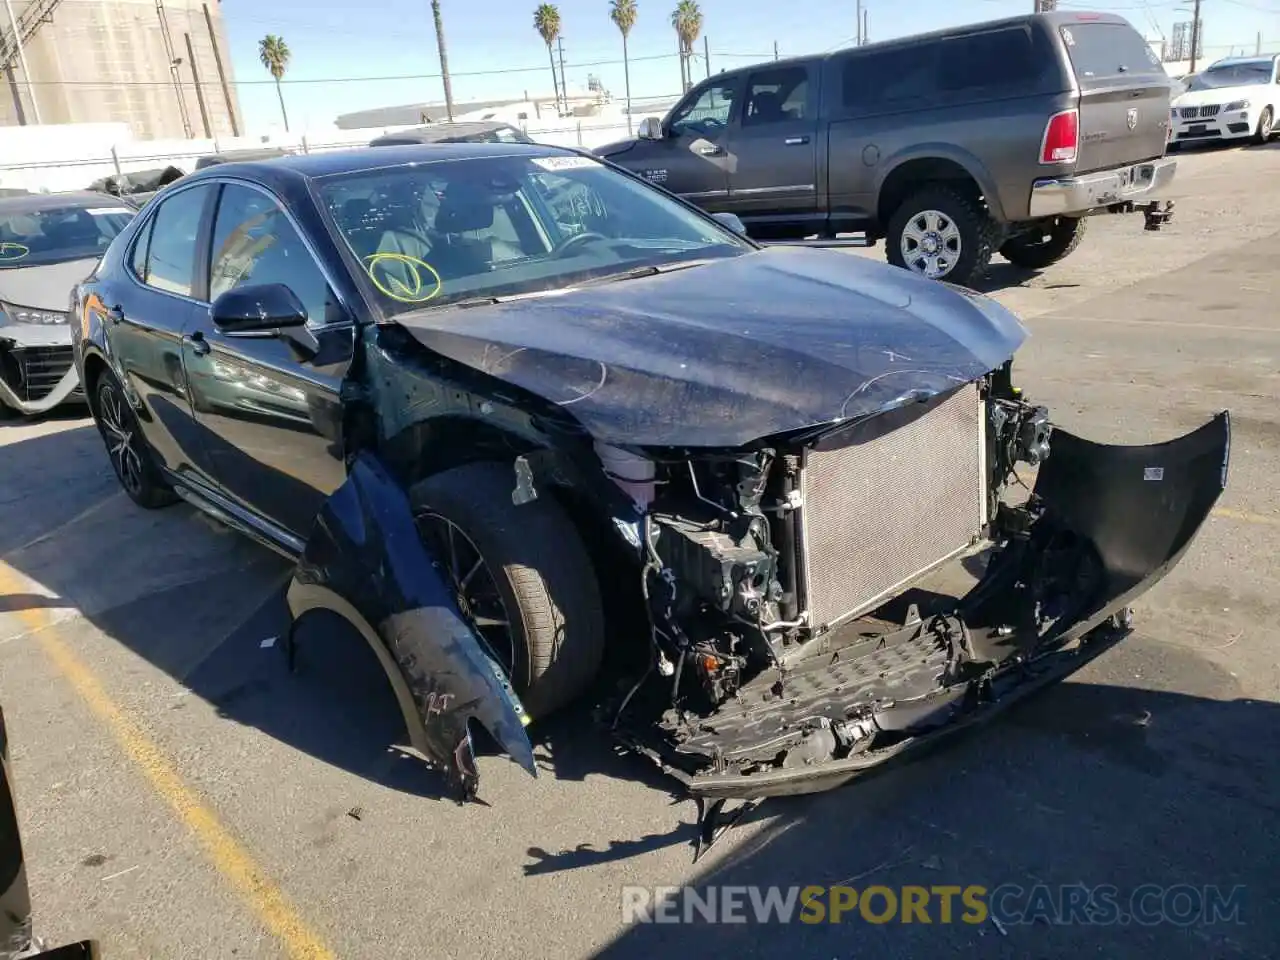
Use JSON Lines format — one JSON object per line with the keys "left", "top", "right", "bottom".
{"left": 1170, "top": 55, "right": 1280, "bottom": 148}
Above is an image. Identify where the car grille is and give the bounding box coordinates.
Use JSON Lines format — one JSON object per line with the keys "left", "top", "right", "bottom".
{"left": 796, "top": 382, "right": 987, "bottom": 631}
{"left": 1180, "top": 105, "right": 1220, "bottom": 119}
{"left": 0, "top": 345, "right": 75, "bottom": 402}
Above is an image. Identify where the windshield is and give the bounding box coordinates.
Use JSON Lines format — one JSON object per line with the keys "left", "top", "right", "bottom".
{"left": 1188, "top": 62, "right": 1274, "bottom": 90}
{"left": 0, "top": 203, "right": 133, "bottom": 269}
{"left": 316, "top": 153, "right": 750, "bottom": 317}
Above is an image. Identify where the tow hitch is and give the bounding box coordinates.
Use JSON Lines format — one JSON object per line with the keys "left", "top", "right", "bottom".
{"left": 1106, "top": 199, "right": 1175, "bottom": 230}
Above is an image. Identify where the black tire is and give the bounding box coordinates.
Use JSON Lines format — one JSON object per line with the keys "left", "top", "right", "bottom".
{"left": 885, "top": 184, "right": 998, "bottom": 288}
{"left": 409, "top": 462, "right": 605, "bottom": 720}
{"left": 999, "top": 216, "right": 1088, "bottom": 270}
{"left": 1167, "top": 140, "right": 1182, "bottom": 153}
{"left": 1253, "top": 106, "right": 1274, "bottom": 144}
{"left": 91, "top": 369, "right": 178, "bottom": 509}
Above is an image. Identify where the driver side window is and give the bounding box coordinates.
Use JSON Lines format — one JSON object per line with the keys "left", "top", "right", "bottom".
{"left": 668, "top": 80, "right": 737, "bottom": 137}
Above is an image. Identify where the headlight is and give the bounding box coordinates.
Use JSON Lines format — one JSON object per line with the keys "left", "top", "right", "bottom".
{"left": 1225, "top": 100, "right": 1251, "bottom": 112}
{"left": 0, "top": 301, "right": 68, "bottom": 325}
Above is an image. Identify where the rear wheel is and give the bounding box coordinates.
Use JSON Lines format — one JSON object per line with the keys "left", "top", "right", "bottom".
{"left": 1253, "top": 106, "right": 1274, "bottom": 144}
{"left": 999, "top": 216, "right": 1088, "bottom": 270}
{"left": 885, "top": 184, "right": 997, "bottom": 288}
{"left": 408, "top": 462, "right": 605, "bottom": 720}
{"left": 92, "top": 369, "right": 178, "bottom": 509}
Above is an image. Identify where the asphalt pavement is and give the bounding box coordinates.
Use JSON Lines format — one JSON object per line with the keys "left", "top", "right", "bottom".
{"left": 2, "top": 140, "right": 1279, "bottom": 959}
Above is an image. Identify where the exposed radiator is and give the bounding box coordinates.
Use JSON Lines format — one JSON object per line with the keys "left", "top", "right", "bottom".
{"left": 797, "top": 382, "right": 987, "bottom": 630}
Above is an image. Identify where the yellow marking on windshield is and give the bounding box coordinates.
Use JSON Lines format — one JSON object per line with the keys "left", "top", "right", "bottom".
{"left": 0, "top": 241, "right": 29, "bottom": 261}
{"left": 364, "top": 252, "right": 443, "bottom": 304}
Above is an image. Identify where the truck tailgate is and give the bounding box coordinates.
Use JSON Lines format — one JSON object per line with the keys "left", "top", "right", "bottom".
{"left": 1076, "top": 80, "right": 1171, "bottom": 172}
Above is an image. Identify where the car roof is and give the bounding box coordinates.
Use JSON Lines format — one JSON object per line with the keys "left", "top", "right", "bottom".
{"left": 0, "top": 190, "right": 128, "bottom": 215}
{"left": 181, "top": 141, "right": 579, "bottom": 184}
{"left": 1207, "top": 56, "right": 1277, "bottom": 68}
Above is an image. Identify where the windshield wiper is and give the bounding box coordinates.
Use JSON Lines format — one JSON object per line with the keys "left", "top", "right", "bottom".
{"left": 580, "top": 257, "right": 719, "bottom": 287}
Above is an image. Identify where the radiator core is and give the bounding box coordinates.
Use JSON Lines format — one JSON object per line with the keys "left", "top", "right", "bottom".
{"left": 797, "top": 382, "right": 987, "bottom": 630}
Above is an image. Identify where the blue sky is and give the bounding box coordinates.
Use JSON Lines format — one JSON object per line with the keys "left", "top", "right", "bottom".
{"left": 220, "top": 0, "right": 1280, "bottom": 129}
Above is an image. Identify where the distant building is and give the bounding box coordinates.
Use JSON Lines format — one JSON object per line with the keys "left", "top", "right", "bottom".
{"left": 1, "top": 0, "right": 242, "bottom": 139}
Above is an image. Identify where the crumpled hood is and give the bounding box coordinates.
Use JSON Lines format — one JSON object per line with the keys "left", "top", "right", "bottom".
{"left": 395, "top": 246, "right": 1027, "bottom": 447}
{"left": 0, "top": 258, "right": 99, "bottom": 311}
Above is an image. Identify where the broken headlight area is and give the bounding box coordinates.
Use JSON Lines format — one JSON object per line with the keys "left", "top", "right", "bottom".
{"left": 602, "top": 374, "right": 1229, "bottom": 800}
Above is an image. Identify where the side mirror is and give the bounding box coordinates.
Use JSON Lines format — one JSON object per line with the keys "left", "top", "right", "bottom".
{"left": 711, "top": 211, "right": 748, "bottom": 237}
{"left": 637, "top": 117, "right": 665, "bottom": 140}
{"left": 211, "top": 283, "right": 308, "bottom": 336}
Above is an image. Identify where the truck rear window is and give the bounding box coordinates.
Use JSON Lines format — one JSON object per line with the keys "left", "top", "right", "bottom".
{"left": 1059, "top": 21, "right": 1163, "bottom": 80}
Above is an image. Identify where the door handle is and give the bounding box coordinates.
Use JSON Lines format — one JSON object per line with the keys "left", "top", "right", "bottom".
{"left": 697, "top": 145, "right": 724, "bottom": 155}
{"left": 185, "top": 330, "right": 211, "bottom": 356}
{"left": 784, "top": 136, "right": 810, "bottom": 145}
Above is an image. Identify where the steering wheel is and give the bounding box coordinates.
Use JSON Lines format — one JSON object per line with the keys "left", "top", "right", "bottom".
{"left": 552, "top": 231, "right": 608, "bottom": 258}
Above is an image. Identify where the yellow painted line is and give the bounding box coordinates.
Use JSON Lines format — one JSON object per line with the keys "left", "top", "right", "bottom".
{"left": 0, "top": 562, "right": 335, "bottom": 960}
{"left": 1213, "top": 507, "right": 1280, "bottom": 526}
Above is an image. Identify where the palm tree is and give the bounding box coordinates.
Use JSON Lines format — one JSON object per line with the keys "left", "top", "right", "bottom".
{"left": 609, "top": 0, "right": 637, "bottom": 134}
{"left": 670, "top": 0, "right": 702, "bottom": 92}
{"left": 533, "top": 4, "right": 562, "bottom": 114}
{"left": 258, "top": 35, "right": 291, "bottom": 131}
{"left": 431, "top": 0, "right": 455, "bottom": 121}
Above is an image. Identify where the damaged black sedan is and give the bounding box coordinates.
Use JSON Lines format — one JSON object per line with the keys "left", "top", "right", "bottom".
{"left": 70, "top": 143, "right": 1229, "bottom": 806}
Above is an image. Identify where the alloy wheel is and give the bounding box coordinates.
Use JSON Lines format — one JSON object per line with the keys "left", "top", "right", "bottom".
{"left": 413, "top": 511, "right": 519, "bottom": 681}
{"left": 900, "top": 209, "right": 963, "bottom": 279}
{"left": 97, "top": 381, "right": 144, "bottom": 498}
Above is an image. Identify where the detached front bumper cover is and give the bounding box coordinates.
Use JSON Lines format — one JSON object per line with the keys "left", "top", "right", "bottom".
{"left": 674, "top": 411, "right": 1230, "bottom": 801}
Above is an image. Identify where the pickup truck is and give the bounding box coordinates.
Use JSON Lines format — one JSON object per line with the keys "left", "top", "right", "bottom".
{"left": 596, "top": 11, "right": 1177, "bottom": 287}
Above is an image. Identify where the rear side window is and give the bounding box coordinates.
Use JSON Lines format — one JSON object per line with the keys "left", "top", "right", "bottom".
{"left": 1059, "top": 21, "right": 1163, "bottom": 80}
{"left": 743, "top": 67, "right": 810, "bottom": 125}
{"left": 139, "top": 185, "right": 212, "bottom": 298}
{"left": 937, "top": 26, "right": 1043, "bottom": 91}
{"left": 842, "top": 47, "right": 936, "bottom": 109}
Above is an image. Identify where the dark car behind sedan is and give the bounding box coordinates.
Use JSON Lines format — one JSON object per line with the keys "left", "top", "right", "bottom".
{"left": 0, "top": 192, "right": 134, "bottom": 417}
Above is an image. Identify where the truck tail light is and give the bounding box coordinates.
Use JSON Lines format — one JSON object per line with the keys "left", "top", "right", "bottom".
{"left": 1040, "top": 109, "right": 1079, "bottom": 164}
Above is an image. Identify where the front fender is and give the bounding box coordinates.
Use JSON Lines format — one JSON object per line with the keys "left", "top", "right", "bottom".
{"left": 287, "top": 451, "right": 535, "bottom": 800}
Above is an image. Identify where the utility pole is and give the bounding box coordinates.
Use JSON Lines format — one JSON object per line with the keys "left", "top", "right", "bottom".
{"left": 703, "top": 35, "right": 710, "bottom": 78}
{"left": 184, "top": 32, "right": 212, "bottom": 138}
{"left": 202, "top": 3, "right": 238, "bottom": 136}
{"left": 557, "top": 35, "right": 567, "bottom": 113}
{"left": 1257, "top": 31, "right": 1262, "bottom": 55}
{"left": 862, "top": 8, "right": 868, "bottom": 45}
{"left": 773, "top": 40, "right": 779, "bottom": 61}
{"left": 1188, "top": 0, "right": 1201, "bottom": 73}
{"left": 3, "top": 0, "right": 40, "bottom": 123}
{"left": 156, "top": 0, "right": 193, "bottom": 137}
{"left": 856, "top": 0, "right": 862, "bottom": 45}
{"left": 430, "top": 0, "right": 454, "bottom": 121}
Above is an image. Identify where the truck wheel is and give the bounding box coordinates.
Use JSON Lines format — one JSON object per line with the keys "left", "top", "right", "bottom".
{"left": 885, "top": 185, "right": 997, "bottom": 287}
{"left": 1253, "top": 107, "right": 1274, "bottom": 144}
{"left": 999, "top": 216, "right": 1088, "bottom": 270}
{"left": 409, "top": 462, "right": 605, "bottom": 721}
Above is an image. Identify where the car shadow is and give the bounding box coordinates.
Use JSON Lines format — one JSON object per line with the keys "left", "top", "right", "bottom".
{"left": 593, "top": 666, "right": 1280, "bottom": 958}
{"left": 0, "top": 423, "right": 665, "bottom": 804}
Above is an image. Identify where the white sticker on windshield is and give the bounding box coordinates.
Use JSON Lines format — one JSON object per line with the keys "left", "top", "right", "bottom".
{"left": 86, "top": 207, "right": 134, "bottom": 216}
{"left": 531, "top": 156, "right": 598, "bottom": 171}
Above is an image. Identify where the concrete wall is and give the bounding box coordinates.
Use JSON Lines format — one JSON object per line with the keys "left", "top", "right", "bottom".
{"left": 1, "top": 0, "right": 242, "bottom": 140}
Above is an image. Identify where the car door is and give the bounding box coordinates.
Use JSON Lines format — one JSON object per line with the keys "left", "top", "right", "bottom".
{"left": 724, "top": 64, "right": 820, "bottom": 221}
{"left": 181, "top": 180, "right": 354, "bottom": 541}
{"left": 647, "top": 76, "right": 741, "bottom": 209}
{"left": 105, "top": 181, "right": 218, "bottom": 477}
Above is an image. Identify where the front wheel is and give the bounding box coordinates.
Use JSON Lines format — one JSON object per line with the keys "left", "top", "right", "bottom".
{"left": 408, "top": 462, "right": 605, "bottom": 721}
{"left": 885, "top": 185, "right": 997, "bottom": 288}
{"left": 999, "top": 216, "right": 1088, "bottom": 270}
{"left": 91, "top": 369, "right": 178, "bottom": 509}
{"left": 1253, "top": 106, "right": 1274, "bottom": 144}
